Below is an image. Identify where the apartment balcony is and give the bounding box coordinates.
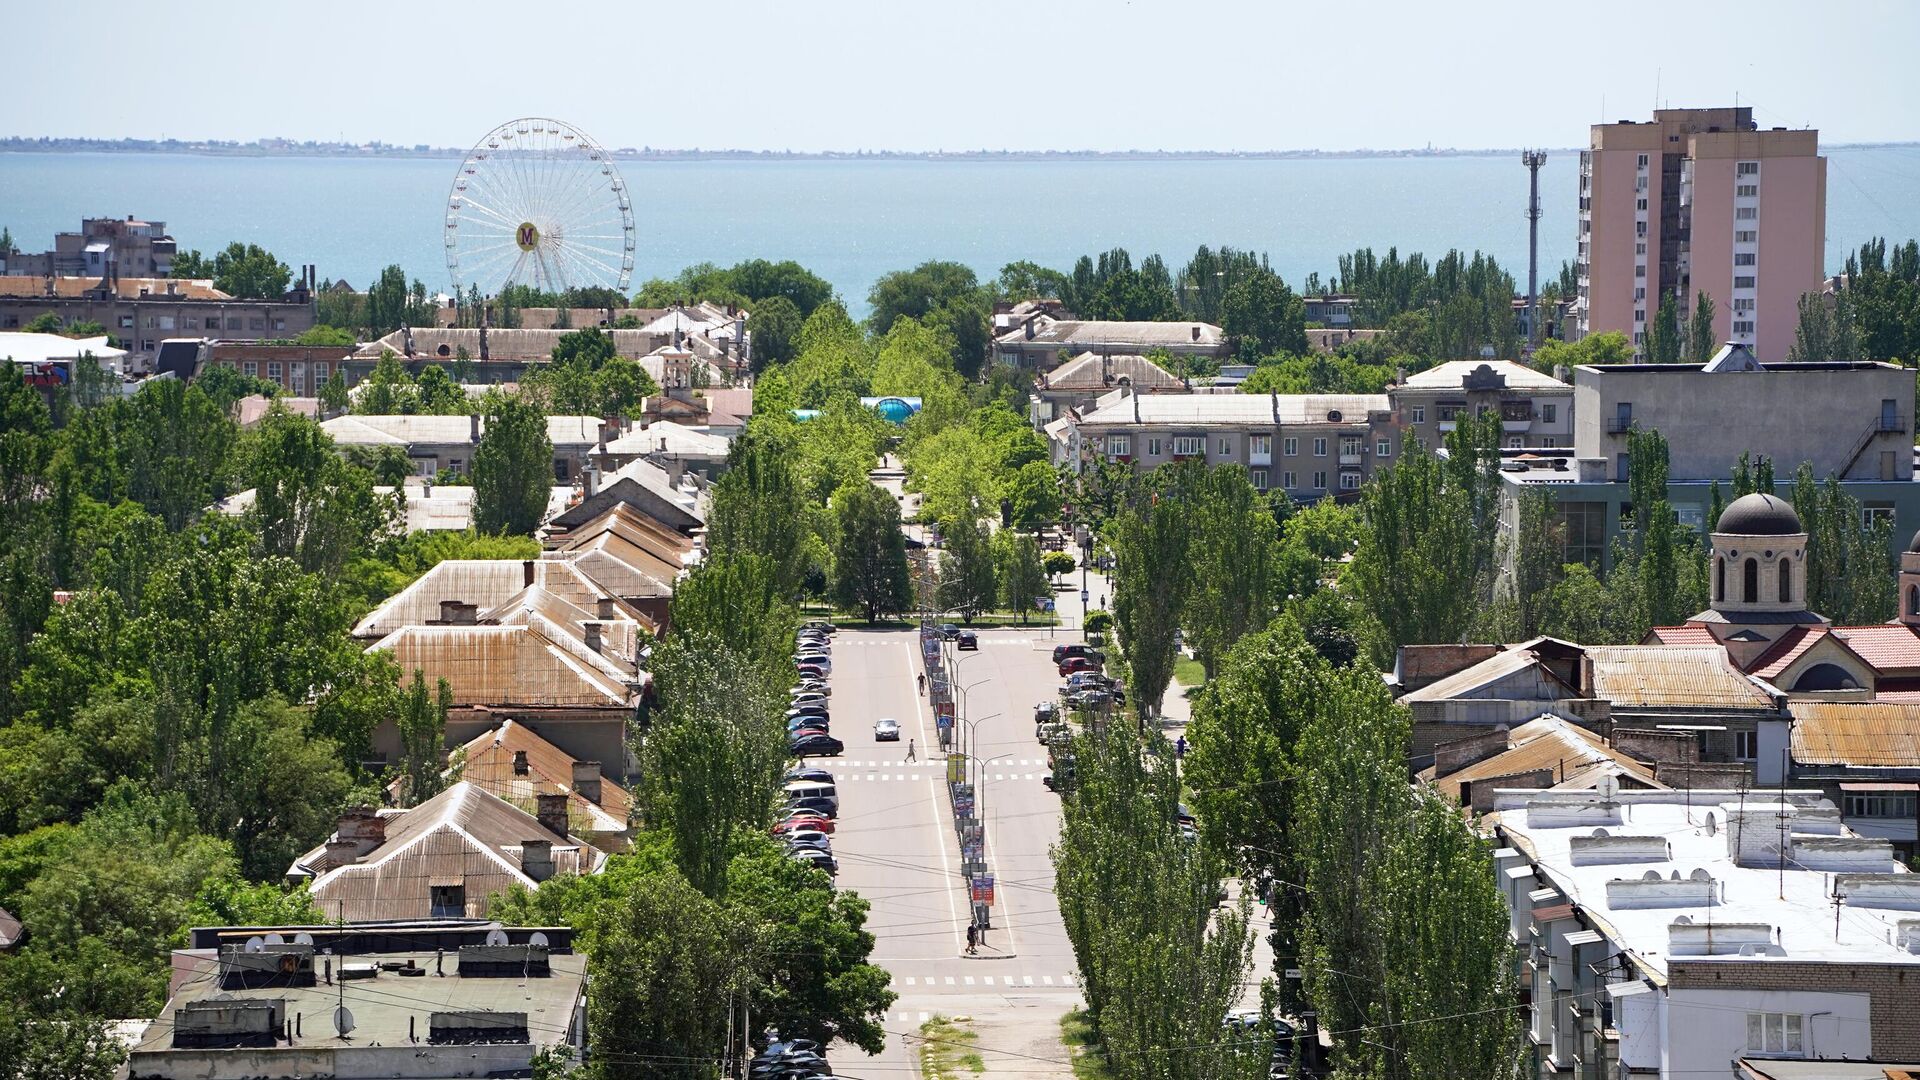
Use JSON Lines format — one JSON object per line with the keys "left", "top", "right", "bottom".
{"left": 1249, "top": 451, "right": 1272, "bottom": 466}
{"left": 1338, "top": 453, "right": 1364, "bottom": 467}
{"left": 1605, "top": 418, "right": 1634, "bottom": 434}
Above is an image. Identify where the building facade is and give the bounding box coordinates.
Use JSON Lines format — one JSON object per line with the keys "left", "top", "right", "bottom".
{"left": 993, "top": 316, "right": 1229, "bottom": 373}
{"left": 1575, "top": 106, "right": 1825, "bottom": 361}
{"left": 1392, "top": 360, "right": 1575, "bottom": 451}
{"left": 199, "top": 341, "right": 353, "bottom": 395}
{"left": 0, "top": 215, "right": 177, "bottom": 278}
{"left": 0, "top": 276, "right": 315, "bottom": 366}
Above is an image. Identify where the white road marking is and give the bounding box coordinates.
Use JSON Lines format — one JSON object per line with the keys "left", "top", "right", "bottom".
{"left": 1042, "top": 975, "right": 1055, "bottom": 986}
{"left": 964, "top": 976, "right": 975, "bottom": 986}
{"left": 981, "top": 975, "right": 994, "bottom": 986}
{"left": 904, "top": 977, "right": 917, "bottom": 986}
{"left": 1064, "top": 974, "right": 1078, "bottom": 986}
{"left": 909, "top": 774, "right": 921, "bottom": 781}
{"left": 944, "top": 976, "right": 956, "bottom": 986}
{"left": 1022, "top": 975, "right": 1034, "bottom": 986}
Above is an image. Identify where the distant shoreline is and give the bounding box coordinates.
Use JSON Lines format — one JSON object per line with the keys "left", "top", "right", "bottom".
{"left": 3, "top": 139, "right": 1913, "bottom": 164}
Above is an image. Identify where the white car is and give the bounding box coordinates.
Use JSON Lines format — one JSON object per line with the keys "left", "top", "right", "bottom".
{"left": 873, "top": 717, "right": 901, "bottom": 741}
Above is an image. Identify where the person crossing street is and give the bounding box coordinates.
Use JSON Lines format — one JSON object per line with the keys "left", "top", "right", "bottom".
{"left": 905, "top": 739, "right": 917, "bottom": 763}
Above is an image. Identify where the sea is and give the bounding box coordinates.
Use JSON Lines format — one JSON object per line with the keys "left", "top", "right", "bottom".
{"left": 3, "top": 148, "right": 1917, "bottom": 316}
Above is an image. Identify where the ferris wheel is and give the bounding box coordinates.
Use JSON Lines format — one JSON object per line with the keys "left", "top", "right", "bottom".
{"left": 444, "top": 117, "right": 636, "bottom": 296}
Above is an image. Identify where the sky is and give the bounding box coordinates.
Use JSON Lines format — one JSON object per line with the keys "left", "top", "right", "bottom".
{"left": 10, "top": 0, "right": 1919, "bottom": 152}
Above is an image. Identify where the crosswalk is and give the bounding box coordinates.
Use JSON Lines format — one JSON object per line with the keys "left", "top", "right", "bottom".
{"left": 827, "top": 759, "right": 1052, "bottom": 769}
{"left": 894, "top": 973, "right": 1078, "bottom": 991}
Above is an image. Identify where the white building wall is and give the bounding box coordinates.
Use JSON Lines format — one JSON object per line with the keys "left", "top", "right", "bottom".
{"left": 1663, "top": 987, "right": 1869, "bottom": 1078}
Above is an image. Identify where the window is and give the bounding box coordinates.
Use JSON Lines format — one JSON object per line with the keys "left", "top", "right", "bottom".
{"left": 1312, "top": 438, "right": 1327, "bottom": 457}
{"left": 1147, "top": 438, "right": 1162, "bottom": 457}
{"left": 1250, "top": 435, "right": 1271, "bottom": 456}
{"left": 1744, "top": 557, "right": 1759, "bottom": 603}
{"left": 1734, "top": 730, "right": 1758, "bottom": 760}
{"left": 1736, "top": 230, "right": 1757, "bottom": 243}
{"left": 1636, "top": 154, "right": 1649, "bottom": 168}
{"left": 1734, "top": 298, "right": 1756, "bottom": 311}
{"left": 1864, "top": 503, "right": 1896, "bottom": 528}
{"left": 1846, "top": 793, "right": 1918, "bottom": 819}
{"left": 1616, "top": 453, "right": 1629, "bottom": 482}
{"left": 1282, "top": 471, "right": 1296, "bottom": 489}
{"left": 1635, "top": 176, "right": 1648, "bottom": 192}
{"left": 1745, "top": 1013, "right": 1803, "bottom": 1056}
{"left": 242, "top": 361, "right": 258, "bottom": 376}
{"left": 1542, "top": 403, "right": 1557, "bottom": 424}
{"left": 1636, "top": 221, "right": 1648, "bottom": 237}
{"left": 1735, "top": 253, "right": 1756, "bottom": 266}
{"left": 1376, "top": 438, "right": 1391, "bottom": 457}
{"left": 1283, "top": 437, "right": 1298, "bottom": 456}
{"left": 1634, "top": 309, "right": 1646, "bottom": 323}
{"left": 1736, "top": 206, "right": 1758, "bottom": 220}
{"left": 1733, "top": 320, "right": 1756, "bottom": 334}
{"left": 1410, "top": 406, "right": 1424, "bottom": 424}
{"left": 119, "top": 315, "right": 134, "bottom": 329}
{"left": 1636, "top": 198, "right": 1649, "bottom": 211}
{"left": 1311, "top": 471, "right": 1327, "bottom": 490}
{"left": 273, "top": 318, "right": 287, "bottom": 331}
{"left": 1635, "top": 241, "right": 1647, "bottom": 255}
{"left": 1634, "top": 265, "right": 1647, "bottom": 278}
{"left": 1502, "top": 436, "right": 1520, "bottom": 449}
{"left": 1250, "top": 468, "right": 1268, "bottom": 490}
{"left": 1634, "top": 286, "right": 1646, "bottom": 300}
{"left": 1173, "top": 436, "right": 1205, "bottom": 457}
{"left": 249, "top": 318, "right": 265, "bottom": 331}
{"left": 1340, "top": 436, "right": 1362, "bottom": 457}
{"left": 266, "top": 362, "right": 282, "bottom": 380}
{"left": 1778, "top": 559, "right": 1792, "bottom": 604}
{"left": 1737, "top": 161, "right": 1760, "bottom": 176}
{"left": 1735, "top": 276, "right": 1756, "bottom": 289}
{"left": 1541, "top": 436, "right": 1557, "bottom": 448}
{"left": 1108, "top": 435, "right": 1131, "bottom": 458}
{"left": 1339, "top": 472, "right": 1360, "bottom": 491}
{"left": 1736, "top": 184, "right": 1759, "bottom": 198}
{"left": 1217, "top": 437, "right": 1233, "bottom": 456}
{"left": 314, "top": 362, "right": 329, "bottom": 382}
{"left": 429, "top": 883, "right": 467, "bottom": 918}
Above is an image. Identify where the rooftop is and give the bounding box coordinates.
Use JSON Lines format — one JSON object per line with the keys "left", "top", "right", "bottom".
{"left": 367, "top": 624, "right": 633, "bottom": 707}
{"left": 1586, "top": 645, "right": 1779, "bottom": 710}
{"left": 1787, "top": 701, "right": 1920, "bottom": 768}
{"left": 456, "top": 720, "right": 632, "bottom": 837}
{"left": 1041, "top": 352, "right": 1186, "bottom": 393}
{"left": 1399, "top": 359, "right": 1571, "bottom": 392}
{"left": 606, "top": 420, "right": 733, "bottom": 460}
{"left": 1496, "top": 789, "right": 1918, "bottom": 978}
{"left": 1075, "top": 391, "right": 1389, "bottom": 429}
{"left": 0, "top": 331, "right": 127, "bottom": 365}
{"left": 1422, "top": 715, "right": 1661, "bottom": 802}
{"left": 319, "top": 414, "right": 605, "bottom": 447}
{"left": 0, "top": 275, "right": 228, "bottom": 301}
{"left": 996, "top": 316, "right": 1225, "bottom": 349}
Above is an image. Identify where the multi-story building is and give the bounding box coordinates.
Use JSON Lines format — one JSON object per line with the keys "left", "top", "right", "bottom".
{"left": 0, "top": 215, "right": 177, "bottom": 278}
{"left": 1575, "top": 106, "right": 1825, "bottom": 361}
{"left": 198, "top": 341, "right": 352, "bottom": 396}
{"left": 0, "top": 275, "right": 316, "bottom": 366}
{"left": 1063, "top": 389, "right": 1396, "bottom": 500}
{"left": 1033, "top": 351, "right": 1187, "bottom": 420}
{"left": 993, "top": 314, "right": 1229, "bottom": 373}
{"left": 1391, "top": 359, "right": 1575, "bottom": 451}
{"left": 1492, "top": 785, "right": 1920, "bottom": 1079}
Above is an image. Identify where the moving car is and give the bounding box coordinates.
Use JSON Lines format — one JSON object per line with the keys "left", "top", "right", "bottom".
{"left": 938, "top": 623, "right": 961, "bottom": 640}
{"left": 789, "top": 731, "right": 845, "bottom": 757}
{"left": 1052, "top": 644, "right": 1105, "bottom": 665}
{"left": 956, "top": 630, "right": 978, "bottom": 651}
{"left": 1059, "top": 655, "right": 1102, "bottom": 676}
{"left": 873, "top": 717, "right": 901, "bottom": 741}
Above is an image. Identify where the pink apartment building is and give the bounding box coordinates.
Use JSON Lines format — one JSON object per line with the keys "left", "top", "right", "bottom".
{"left": 1575, "top": 107, "right": 1825, "bottom": 362}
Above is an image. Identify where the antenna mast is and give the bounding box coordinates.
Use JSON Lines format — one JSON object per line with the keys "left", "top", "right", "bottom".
{"left": 1523, "top": 150, "right": 1548, "bottom": 353}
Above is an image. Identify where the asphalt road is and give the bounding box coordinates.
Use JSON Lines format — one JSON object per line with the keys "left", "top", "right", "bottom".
{"left": 798, "top": 626, "right": 1084, "bottom": 1080}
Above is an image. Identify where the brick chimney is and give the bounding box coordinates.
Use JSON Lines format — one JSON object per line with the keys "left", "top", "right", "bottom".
{"left": 571, "top": 761, "right": 603, "bottom": 805}
{"left": 511, "top": 749, "right": 529, "bottom": 776}
{"left": 324, "top": 839, "right": 361, "bottom": 869}
{"left": 336, "top": 806, "right": 387, "bottom": 851}
{"left": 535, "top": 793, "right": 569, "bottom": 838}
{"left": 596, "top": 597, "right": 617, "bottom": 619}
{"left": 583, "top": 623, "right": 603, "bottom": 654}
{"left": 520, "top": 839, "right": 555, "bottom": 882}
{"left": 438, "top": 600, "right": 477, "bottom": 625}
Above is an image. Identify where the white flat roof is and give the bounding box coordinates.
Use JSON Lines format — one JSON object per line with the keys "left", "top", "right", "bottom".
{"left": 1501, "top": 791, "right": 1919, "bottom": 976}
{"left": 0, "top": 332, "right": 127, "bottom": 364}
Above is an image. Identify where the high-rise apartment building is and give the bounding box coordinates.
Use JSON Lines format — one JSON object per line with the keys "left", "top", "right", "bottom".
{"left": 1574, "top": 107, "right": 1825, "bottom": 361}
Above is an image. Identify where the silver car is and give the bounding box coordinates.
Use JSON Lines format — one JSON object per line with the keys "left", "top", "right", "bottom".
{"left": 873, "top": 717, "right": 901, "bottom": 741}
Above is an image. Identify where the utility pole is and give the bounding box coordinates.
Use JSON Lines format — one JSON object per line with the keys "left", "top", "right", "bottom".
{"left": 1523, "top": 150, "right": 1547, "bottom": 353}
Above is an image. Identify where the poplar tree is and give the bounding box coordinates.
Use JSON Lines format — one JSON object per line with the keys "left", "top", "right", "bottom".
{"left": 1687, "top": 291, "right": 1719, "bottom": 362}
{"left": 1184, "top": 466, "right": 1277, "bottom": 679}
{"left": 935, "top": 517, "right": 996, "bottom": 622}
{"left": 471, "top": 393, "right": 554, "bottom": 536}
{"left": 1110, "top": 473, "right": 1194, "bottom": 719}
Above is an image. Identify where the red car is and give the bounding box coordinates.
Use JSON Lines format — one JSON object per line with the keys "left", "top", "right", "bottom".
{"left": 773, "top": 816, "right": 835, "bottom": 835}
{"left": 1059, "top": 656, "right": 1103, "bottom": 677}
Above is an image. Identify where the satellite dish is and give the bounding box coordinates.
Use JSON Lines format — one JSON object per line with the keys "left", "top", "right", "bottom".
{"left": 485, "top": 929, "right": 510, "bottom": 946}
{"left": 529, "top": 932, "right": 550, "bottom": 947}
{"left": 293, "top": 933, "right": 315, "bottom": 946}
{"left": 333, "top": 1006, "right": 356, "bottom": 1037}
{"left": 264, "top": 933, "right": 286, "bottom": 946}
{"left": 244, "top": 937, "right": 266, "bottom": 953}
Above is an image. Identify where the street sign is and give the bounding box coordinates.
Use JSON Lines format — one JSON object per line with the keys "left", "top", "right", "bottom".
{"left": 971, "top": 875, "right": 996, "bottom": 905}
{"left": 1081, "top": 588, "right": 1090, "bottom": 604}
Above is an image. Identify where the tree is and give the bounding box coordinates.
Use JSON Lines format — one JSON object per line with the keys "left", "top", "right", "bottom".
{"left": 1508, "top": 487, "right": 1564, "bottom": 639}
{"left": 1791, "top": 463, "right": 1895, "bottom": 623}
{"left": 395, "top": 669, "right": 452, "bottom": 806}
{"left": 318, "top": 369, "right": 350, "bottom": 414}
{"left": 1532, "top": 330, "right": 1633, "bottom": 373}
{"left": 936, "top": 518, "right": 996, "bottom": 623}
{"left": 705, "top": 427, "right": 814, "bottom": 598}
{"left": 1787, "top": 289, "right": 1862, "bottom": 362}
{"left": 1687, "top": 291, "right": 1719, "bottom": 362}
{"left": 748, "top": 295, "right": 802, "bottom": 372}
{"left": 176, "top": 242, "right": 293, "bottom": 299}
{"left": 0, "top": 1010, "right": 127, "bottom": 1080}
{"left": 1004, "top": 460, "right": 1063, "bottom": 530}
{"left": 1109, "top": 468, "right": 1196, "bottom": 719}
{"left": 867, "top": 261, "right": 990, "bottom": 378}
{"left": 1646, "top": 291, "right": 1681, "bottom": 362}
{"left": 1221, "top": 268, "right": 1308, "bottom": 358}
{"left": 247, "top": 405, "right": 398, "bottom": 576}
{"left": 293, "top": 324, "right": 357, "bottom": 347}
{"left": 829, "top": 482, "right": 911, "bottom": 623}
{"left": 1346, "top": 438, "right": 1483, "bottom": 663}
{"left": 1183, "top": 466, "right": 1276, "bottom": 679}
{"left": 993, "top": 530, "right": 1047, "bottom": 625}
{"left": 1043, "top": 550, "right": 1077, "bottom": 580}
{"left": 471, "top": 393, "right": 553, "bottom": 535}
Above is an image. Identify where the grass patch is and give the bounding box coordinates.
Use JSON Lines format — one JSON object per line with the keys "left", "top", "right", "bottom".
{"left": 917, "top": 1015, "right": 986, "bottom": 1078}
{"left": 1172, "top": 654, "right": 1206, "bottom": 687}
{"left": 1060, "top": 1009, "right": 1115, "bottom": 1080}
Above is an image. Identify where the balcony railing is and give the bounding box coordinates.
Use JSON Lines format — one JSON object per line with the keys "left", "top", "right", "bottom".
{"left": 1605, "top": 418, "right": 1634, "bottom": 434}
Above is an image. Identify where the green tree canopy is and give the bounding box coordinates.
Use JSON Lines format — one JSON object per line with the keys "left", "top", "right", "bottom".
{"left": 470, "top": 393, "right": 553, "bottom": 535}
{"left": 829, "top": 481, "right": 911, "bottom": 623}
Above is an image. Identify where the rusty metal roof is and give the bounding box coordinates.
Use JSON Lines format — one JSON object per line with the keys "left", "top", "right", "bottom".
{"left": 1586, "top": 646, "right": 1777, "bottom": 710}
{"left": 1423, "top": 716, "right": 1661, "bottom": 800}
{"left": 368, "top": 625, "right": 632, "bottom": 707}
{"left": 1787, "top": 701, "right": 1920, "bottom": 767}
{"left": 457, "top": 721, "right": 632, "bottom": 840}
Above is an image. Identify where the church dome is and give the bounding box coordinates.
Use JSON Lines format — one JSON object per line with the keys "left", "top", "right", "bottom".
{"left": 1716, "top": 493, "right": 1802, "bottom": 536}
{"left": 1908, "top": 528, "right": 1920, "bottom": 553}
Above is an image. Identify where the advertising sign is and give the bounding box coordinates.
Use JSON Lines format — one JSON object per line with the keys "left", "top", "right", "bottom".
{"left": 946, "top": 753, "right": 965, "bottom": 783}
{"left": 971, "top": 876, "right": 995, "bottom": 905}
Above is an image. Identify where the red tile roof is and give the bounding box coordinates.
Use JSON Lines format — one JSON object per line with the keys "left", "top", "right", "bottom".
{"left": 1647, "top": 625, "right": 1718, "bottom": 647}
{"left": 1831, "top": 624, "right": 1920, "bottom": 672}
{"left": 1749, "top": 625, "right": 1830, "bottom": 678}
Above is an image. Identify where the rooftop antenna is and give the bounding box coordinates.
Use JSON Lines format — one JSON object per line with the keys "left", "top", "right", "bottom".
{"left": 1523, "top": 150, "right": 1547, "bottom": 354}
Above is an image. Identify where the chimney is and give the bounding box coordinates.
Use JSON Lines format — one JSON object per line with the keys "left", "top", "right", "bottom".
{"left": 571, "top": 761, "right": 603, "bottom": 805}
{"left": 583, "top": 463, "right": 599, "bottom": 498}
{"left": 336, "top": 805, "right": 387, "bottom": 850}
{"left": 596, "top": 597, "right": 617, "bottom": 619}
{"left": 437, "top": 600, "right": 477, "bottom": 625}
{"left": 478, "top": 322, "right": 490, "bottom": 361}
{"left": 522, "top": 560, "right": 536, "bottom": 588}
{"left": 403, "top": 327, "right": 416, "bottom": 358}
{"left": 535, "top": 793, "right": 569, "bottom": 838}
{"left": 1191, "top": 325, "right": 1201, "bottom": 342}
{"left": 324, "top": 839, "right": 361, "bottom": 869}
{"left": 469, "top": 413, "right": 481, "bottom": 443}
{"left": 583, "top": 623, "right": 603, "bottom": 653}
{"left": 1024, "top": 320, "right": 1035, "bottom": 340}
{"left": 520, "top": 839, "right": 555, "bottom": 882}
{"left": 511, "top": 749, "right": 529, "bottom": 776}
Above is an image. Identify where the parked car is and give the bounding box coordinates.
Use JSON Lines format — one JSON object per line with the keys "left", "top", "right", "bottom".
{"left": 794, "top": 653, "right": 833, "bottom": 674}
{"left": 787, "top": 715, "right": 829, "bottom": 734}
{"left": 1066, "top": 689, "right": 1111, "bottom": 711}
{"left": 957, "top": 630, "right": 978, "bottom": 651}
{"left": 801, "top": 620, "right": 835, "bottom": 636}
{"left": 783, "top": 796, "right": 838, "bottom": 819}
{"left": 784, "top": 766, "right": 834, "bottom": 784}
{"left": 795, "top": 635, "right": 831, "bottom": 653}
{"left": 873, "top": 717, "right": 901, "bottom": 741}
{"left": 783, "top": 829, "right": 832, "bottom": 852}
{"left": 938, "top": 623, "right": 961, "bottom": 640}
{"left": 1033, "top": 701, "right": 1060, "bottom": 724}
{"left": 790, "top": 682, "right": 830, "bottom": 698}
{"left": 1037, "top": 721, "right": 1072, "bottom": 746}
{"left": 790, "top": 695, "right": 830, "bottom": 712}
{"left": 772, "top": 816, "right": 833, "bottom": 836}
{"left": 1043, "top": 764, "right": 1076, "bottom": 793}
{"left": 797, "top": 664, "right": 828, "bottom": 681}
{"left": 1059, "top": 656, "right": 1102, "bottom": 676}
{"left": 789, "top": 732, "right": 845, "bottom": 757}
{"left": 1052, "top": 644, "right": 1105, "bottom": 665}
{"left": 787, "top": 847, "right": 838, "bottom": 876}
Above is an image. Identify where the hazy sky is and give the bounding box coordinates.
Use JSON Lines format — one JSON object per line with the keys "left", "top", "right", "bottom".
{"left": 12, "top": 0, "right": 1918, "bottom": 151}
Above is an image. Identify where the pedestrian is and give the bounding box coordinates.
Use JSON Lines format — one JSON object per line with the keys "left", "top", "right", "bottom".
{"left": 1176, "top": 735, "right": 1188, "bottom": 759}
{"left": 965, "top": 923, "right": 978, "bottom": 955}
{"left": 906, "top": 738, "right": 917, "bottom": 763}
{"left": 918, "top": 672, "right": 926, "bottom": 695}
